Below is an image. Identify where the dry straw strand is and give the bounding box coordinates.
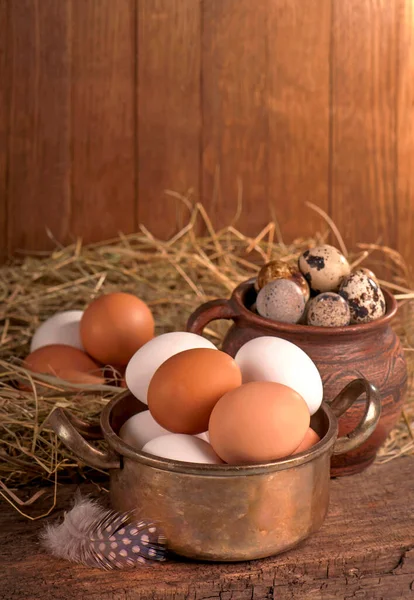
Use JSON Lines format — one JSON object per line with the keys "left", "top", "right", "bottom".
{"left": 0, "top": 201, "right": 413, "bottom": 498}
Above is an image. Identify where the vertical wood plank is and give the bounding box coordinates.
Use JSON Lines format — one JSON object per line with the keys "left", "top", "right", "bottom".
{"left": 202, "top": 0, "right": 269, "bottom": 234}
{"left": 71, "top": 0, "right": 136, "bottom": 242}
{"left": 202, "top": 0, "right": 330, "bottom": 240}
{"left": 0, "top": 0, "right": 8, "bottom": 259}
{"left": 7, "top": 0, "right": 71, "bottom": 252}
{"left": 137, "top": 0, "right": 201, "bottom": 238}
{"left": 267, "top": 0, "right": 331, "bottom": 240}
{"left": 396, "top": 0, "right": 414, "bottom": 269}
{"left": 331, "top": 1, "right": 398, "bottom": 256}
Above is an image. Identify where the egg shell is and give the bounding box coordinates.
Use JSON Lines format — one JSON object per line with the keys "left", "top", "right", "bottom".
{"left": 30, "top": 310, "right": 84, "bottom": 353}
{"left": 359, "top": 267, "right": 378, "bottom": 283}
{"left": 292, "top": 428, "right": 321, "bottom": 455}
{"left": 306, "top": 292, "right": 351, "bottom": 327}
{"left": 209, "top": 381, "right": 310, "bottom": 464}
{"left": 256, "top": 261, "right": 310, "bottom": 301}
{"left": 299, "top": 245, "right": 350, "bottom": 293}
{"left": 125, "top": 332, "right": 217, "bottom": 405}
{"left": 256, "top": 261, "right": 293, "bottom": 289}
{"left": 142, "top": 434, "right": 223, "bottom": 464}
{"left": 234, "top": 336, "right": 323, "bottom": 415}
{"left": 339, "top": 270, "right": 386, "bottom": 323}
{"left": 256, "top": 279, "right": 306, "bottom": 324}
{"left": 119, "top": 410, "right": 170, "bottom": 450}
{"left": 148, "top": 348, "right": 242, "bottom": 434}
{"left": 23, "top": 344, "right": 104, "bottom": 385}
{"left": 80, "top": 292, "right": 155, "bottom": 366}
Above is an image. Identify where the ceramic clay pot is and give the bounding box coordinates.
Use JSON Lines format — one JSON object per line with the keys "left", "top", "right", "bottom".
{"left": 187, "top": 279, "right": 407, "bottom": 477}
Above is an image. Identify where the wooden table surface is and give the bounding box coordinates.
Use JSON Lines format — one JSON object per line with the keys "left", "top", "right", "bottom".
{"left": 1, "top": 457, "right": 413, "bottom": 600}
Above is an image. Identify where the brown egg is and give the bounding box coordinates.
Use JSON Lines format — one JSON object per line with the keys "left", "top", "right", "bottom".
{"left": 23, "top": 344, "right": 104, "bottom": 385}
{"left": 147, "top": 348, "right": 242, "bottom": 434}
{"left": 209, "top": 382, "right": 310, "bottom": 464}
{"left": 292, "top": 428, "right": 321, "bottom": 455}
{"left": 80, "top": 292, "right": 154, "bottom": 366}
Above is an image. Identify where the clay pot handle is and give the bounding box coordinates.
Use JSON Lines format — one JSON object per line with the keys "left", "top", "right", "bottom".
{"left": 48, "top": 407, "right": 120, "bottom": 470}
{"left": 330, "top": 378, "right": 382, "bottom": 455}
{"left": 186, "top": 299, "right": 240, "bottom": 336}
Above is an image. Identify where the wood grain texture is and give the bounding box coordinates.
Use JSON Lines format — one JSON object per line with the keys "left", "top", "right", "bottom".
{"left": 0, "top": 458, "right": 413, "bottom": 599}
{"left": 71, "top": 0, "right": 136, "bottom": 242}
{"left": 137, "top": 0, "right": 201, "bottom": 238}
{"left": 0, "top": 0, "right": 413, "bottom": 265}
{"left": 202, "top": 0, "right": 269, "bottom": 234}
{"left": 0, "top": 0, "right": 8, "bottom": 260}
{"left": 267, "top": 0, "right": 331, "bottom": 241}
{"left": 7, "top": 0, "right": 71, "bottom": 252}
{"left": 396, "top": 0, "right": 414, "bottom": 270}
{"left": 331, "top": 0, "right": 398, "bottom": 255}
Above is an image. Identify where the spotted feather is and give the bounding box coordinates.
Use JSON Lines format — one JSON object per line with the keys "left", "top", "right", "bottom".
{"left": 41, "top": 494, "right": 167, "bottom": 570}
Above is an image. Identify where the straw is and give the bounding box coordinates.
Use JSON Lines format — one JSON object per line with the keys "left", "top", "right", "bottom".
{"left": 0, "top": 201, "right": 412, "bottom": 498}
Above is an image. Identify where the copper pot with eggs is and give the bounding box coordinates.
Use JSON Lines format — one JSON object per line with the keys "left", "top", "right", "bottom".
{"left": 188, "top": 244, "right": 408, "bottom": 477}
{"left": 49, "top": 309, "right": 380, "bottom": 562}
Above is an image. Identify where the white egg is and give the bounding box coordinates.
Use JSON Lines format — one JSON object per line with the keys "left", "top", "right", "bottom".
{"left": 142, "top": 434, "right": 223, "bottom": 464}
{"left": 234, "top": 336, "right": 323, "bottom": 415}
{"left": 125, "top": 331, "right": 217, "bottom": 404}
{"left": 30, "top": 310, "right": 84, "bottom": 352}
{"left": 119, "top": 410, "right": 170, "bottom": 450}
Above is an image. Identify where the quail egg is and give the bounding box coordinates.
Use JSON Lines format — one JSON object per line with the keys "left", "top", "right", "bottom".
{"left": 339, "top": 269, "right": 386, "bottom": 323}
{"left": 306, "top": 292, "right": 351, "bottom": 327}
{"left": 256, "top": 260, "right": 310, "bottom": 301}
{"left": 256, "top": 279, "right": 307, "bottom": 324}
{"left": 359, "top": 267, "right": 378, "bottom": 284}
{"left": 298, "top": 245, "right": 350, "bottom": 293}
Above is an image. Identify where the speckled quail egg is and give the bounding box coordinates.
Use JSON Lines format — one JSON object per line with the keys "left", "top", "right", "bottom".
{"left": 255, "top": 260, "right": 310, "bottom": 301}
{"left": 298, "top": 245, "right": 350, "bottom": 293}
{"left": 338, "top": 269, "right": 386, "bottom": 323}
{"left": 359, "top": 267, "right": 378, "bottom": 284}
{"left": 306, "top": 292, "right": 351, "bottom": 327}
{"left": 256, "top": 279, "right": 307, "bottom": 324}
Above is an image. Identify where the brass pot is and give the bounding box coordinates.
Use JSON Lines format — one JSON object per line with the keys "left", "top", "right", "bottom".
{"left": 49, "top": 379, "right": 380, "bottom": 562}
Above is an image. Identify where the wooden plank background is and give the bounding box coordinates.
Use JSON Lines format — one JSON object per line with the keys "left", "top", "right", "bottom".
{"left": 0, "top": 0, "right": 413, "bottom": 266}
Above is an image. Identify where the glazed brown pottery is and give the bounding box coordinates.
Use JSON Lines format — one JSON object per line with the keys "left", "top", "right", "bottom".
{"left": 187, "top": 279, "right": 407, "bottom": 477}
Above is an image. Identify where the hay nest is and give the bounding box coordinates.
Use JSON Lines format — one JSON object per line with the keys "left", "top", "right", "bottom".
{"left": 1, "top": 199, "right": 413, "bottom": 514}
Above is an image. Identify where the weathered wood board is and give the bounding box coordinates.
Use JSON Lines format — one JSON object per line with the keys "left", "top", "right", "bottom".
{"left": 0, "top": 457, "right": 413, "bottom": 599}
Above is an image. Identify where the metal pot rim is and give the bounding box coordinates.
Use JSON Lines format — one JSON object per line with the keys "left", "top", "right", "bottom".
{"left": 101, "top": 391, "right": 338, "bottom": 476}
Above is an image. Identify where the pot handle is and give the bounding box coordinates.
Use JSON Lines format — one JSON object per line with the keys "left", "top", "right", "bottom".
{"left": 329, "top": 378, "right": 381, "bottom": 455}
{"left": 48, "top": 407, "right": 121, "bottom": 470}
{"left": 186, "top": 299, "right": 241, "bottom": 336}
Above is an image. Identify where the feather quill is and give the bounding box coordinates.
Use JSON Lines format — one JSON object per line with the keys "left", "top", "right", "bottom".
{"left": 41, "top": 493, "right": 167, "bottom": 569}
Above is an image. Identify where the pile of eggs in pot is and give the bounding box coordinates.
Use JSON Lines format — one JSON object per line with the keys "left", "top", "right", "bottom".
{"left": 254, "top": 245, "right": 386, "bottom": 327}
{"left": 121, "top": 333, "right": 323, "bottom": 465}
{"left": 24, "top": 292, "right": 324, "bottom": 466}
